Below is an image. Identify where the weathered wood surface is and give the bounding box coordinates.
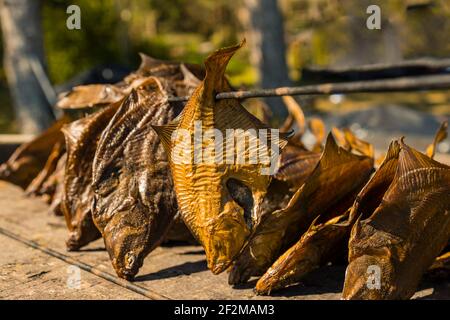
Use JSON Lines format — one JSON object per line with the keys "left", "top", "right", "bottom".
{"left": 0, "top": 181, "right": 448, "bottom": 300}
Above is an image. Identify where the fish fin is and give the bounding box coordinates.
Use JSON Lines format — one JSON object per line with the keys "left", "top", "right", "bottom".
{"left": 380, "top": 140, "right": 401, "bottom": 166}
{"left": 151, "top": 121, "right": 179, "bottom": 155}
{"left": 215, "top": 99, "right": 291, "bottom": 151}
{"left": 131, "top": 76, "right": 166, "bottom": 94}
{"left": 203, "top": 39, "right": 245, "bottom": 94}
{"left": 426, "top": 121, "right": 448, "bottom": 159}
{"left": 318, "top": 133, "right": 359, "bottom": 168}
{"left": 307, "top": 215, "right": 322, "bottom": 231}
{"left": 138, "top": 52, "right": 170, "bottom": 70}
{"left": 399, "top": 138, "right": 449, "bottom": 175}
{"left": 282, "top": 96, "right": 306, "bottom": 136}
{"left": 343, "top": 128, "right": 374, "bottom": 158}
{"left": 332, "top": 127, "right": 350, "bottom": 150}
{"left": 278, "top": 130, "right": 294, "bottom": 149}
{"left": 309, "top": 118, "right": 326, "bottom": 152}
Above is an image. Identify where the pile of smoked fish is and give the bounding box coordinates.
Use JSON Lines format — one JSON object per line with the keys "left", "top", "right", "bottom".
{"left": 1, "top": 41, "right": 449, "bottom": 300}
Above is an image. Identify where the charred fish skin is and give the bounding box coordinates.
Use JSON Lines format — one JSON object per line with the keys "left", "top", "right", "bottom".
{"left": 343, "top": 140, "right": 450, "bottom": 300}
{"left": 229, "top": 134, "right": 374, "bottom": 285}
{"left": 154, "top": 40, "right": 289, "bottom": 275}
{"left": 61, "top": 103, "right": 120, "bottom": 251}
{"left": 92, "top": 79, "right": 179, "bottom": 280}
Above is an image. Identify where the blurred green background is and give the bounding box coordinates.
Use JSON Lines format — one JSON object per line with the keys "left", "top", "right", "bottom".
{"left": 0, "top": 0, "right": 450, "bottom": 133}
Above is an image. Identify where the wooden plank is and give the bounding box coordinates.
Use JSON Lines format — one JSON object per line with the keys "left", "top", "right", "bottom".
{"left": 0, "top": 235, "right": 145, "bottom": 300}
{"left": 0, "top": 181, "right": 448, "bottom": 299}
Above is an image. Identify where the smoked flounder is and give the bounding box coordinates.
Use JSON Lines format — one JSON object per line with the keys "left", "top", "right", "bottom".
{"left": 342, "top": 139, "right": 450, "bottom": 300}
{"left": 124, "top": 54, "right": 204, "bottom": 97}
{"left": 91, "top": 78, "right": 180, "bottom": 280}
{"left": 58, "top": 55, "right": 202, "bottom": 255}
{"left": 154, "top": 40, "right": 290, "bottom": 274}
{"left": 255, "top": 210, "right": 352, "bottom": 295}
{"left": 0, "top": 116, "right": 69, "bottom": 189}
{"left": 229, "top": 134, "right": 374, "bottom": 285}
{"left": 255, "top": 132, "right": 376, "bottom": 294}
{"left": 256, "top": 123, "right": 447, "bottom": 296}
{"left": 61, "top": 102, "right": 121, "bottom": 251}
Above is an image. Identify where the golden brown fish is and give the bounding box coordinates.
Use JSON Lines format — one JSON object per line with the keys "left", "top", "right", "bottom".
{"left": 61, "top": 102, "right": 121, "bottom": 251}
{"left": 229, "top": 134, "right": 374, "bottom": 285}
{"left": 91, "top": 78, "right": 180, "bottom": 280}
{"left": 255, "top": 133, "right": 376, "bottom": 294}
{"left": 255, "top": 210, "right": 351, "bottom": 295}
{"left": 154, "top": 41, "right": 289, "bottom": 274}
{"left": 258, "top": 123, "right": 447, "bottom": 295}
{"left": 342, "top": 139, "right": 450, "bottom": 300}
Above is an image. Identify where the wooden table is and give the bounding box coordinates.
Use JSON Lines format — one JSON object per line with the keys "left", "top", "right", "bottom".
{"left": 0, "top": 181, "right": 448, "bottom": 300}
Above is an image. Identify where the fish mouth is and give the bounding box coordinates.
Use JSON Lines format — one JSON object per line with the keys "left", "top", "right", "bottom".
{"left": 228, "top": 257, "right": 254, "bottom": 285}
{"left": 65, "top": 232, "right": 85, "bottom": 251}
{"left": 113, "top": 259, "right": 141, "bottom": 281}
{"left": 116, "top": 268, "right": 138, "bottom": 281}
{"left": 205, "top": 244, "right": 241, "bottom": 275}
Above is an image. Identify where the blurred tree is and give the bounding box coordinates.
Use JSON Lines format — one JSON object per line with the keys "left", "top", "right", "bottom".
{"left": 0, "top": 0, "right": 55, "bottom": 134}
{"left": 239, "top": 0, "right": 290, "bottom": 120}
{"left": 42, "top": 0, "right": 125, "bottom": 84}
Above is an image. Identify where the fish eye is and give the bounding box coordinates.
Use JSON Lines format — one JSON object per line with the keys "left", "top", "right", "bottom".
{"left": 226, "top": 178, "right": 253, "bottom": 229}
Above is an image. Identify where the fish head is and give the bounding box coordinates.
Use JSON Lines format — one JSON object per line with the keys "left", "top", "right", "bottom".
{"left": 201, "top": 199, "right": 251, "bottom": 274}
{"left": 342, "top": 254, "right": 392, "bottom": 300}
{"left": 187, "top": 174, "right": 273, "bottom": 274}
{"left": 101, "top": 206, "right": 151, "bottom": 280}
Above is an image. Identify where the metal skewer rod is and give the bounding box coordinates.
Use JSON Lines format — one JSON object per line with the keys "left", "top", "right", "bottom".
{"left": 168, "top": 73, "right": 450, "bottom": 102}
